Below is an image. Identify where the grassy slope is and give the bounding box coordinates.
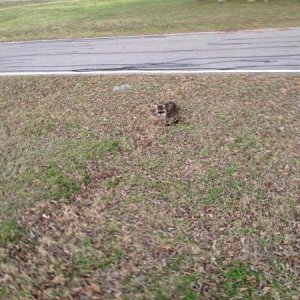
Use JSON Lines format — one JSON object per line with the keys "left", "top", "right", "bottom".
{"left": 0, "top": 75, "right": 299, "bottom": 299}
{"left": 1, "top": 0, "right": 300, "bottom": 42}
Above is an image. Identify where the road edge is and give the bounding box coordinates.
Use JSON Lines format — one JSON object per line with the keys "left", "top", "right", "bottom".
{"left": 0, "top": 27, "right": 299, "bottom": 45}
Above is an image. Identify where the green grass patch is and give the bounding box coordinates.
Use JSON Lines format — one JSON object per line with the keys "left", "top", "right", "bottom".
{"left": 202, "top": 164, "right": 246, "bottom": 206}
{"left": 223, "top": 260, "right": 261, "bottom": 298}
{"left": 71, "top": 248, "right": 123, "bottom": 275}
{"left": 0, "top": 219, "right": 21, "bottom": 246}
{"left": 39, "top": 139, "right": 119, "bottom": 200}
{"left": 1, "top": 0, "right": 300, "bottom": 42}
{"left": 42, "top": 161, "right": 81, "bottom": 200}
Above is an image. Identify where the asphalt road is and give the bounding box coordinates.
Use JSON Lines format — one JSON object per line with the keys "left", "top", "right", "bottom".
{"left": 0, "top": 28, "right": 300, "bottom": 73}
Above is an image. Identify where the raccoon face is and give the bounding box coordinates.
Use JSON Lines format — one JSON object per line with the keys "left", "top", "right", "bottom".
{"left": 156, "top": 104, "right": 166, "bottom": 115}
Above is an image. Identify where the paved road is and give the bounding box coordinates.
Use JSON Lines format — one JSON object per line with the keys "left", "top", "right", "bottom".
{"left": 0, "top": 28, "right": 300, "bottom": 73}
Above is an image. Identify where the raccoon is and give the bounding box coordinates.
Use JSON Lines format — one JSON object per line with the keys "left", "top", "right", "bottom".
{"left": 156, "top": 101, "right": 181, "bottom": 126}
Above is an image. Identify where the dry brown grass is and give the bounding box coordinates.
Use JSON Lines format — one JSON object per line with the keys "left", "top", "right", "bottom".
{"left": 0, "top": 75, "right": 299, "bottom": 299}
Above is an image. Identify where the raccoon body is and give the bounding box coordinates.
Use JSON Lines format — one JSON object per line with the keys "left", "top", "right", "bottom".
{"left": 166, "top": 114, "right": 180, "bottom": 126}
{"left": 156, "top": 101, "right": 180, "bottom": 126}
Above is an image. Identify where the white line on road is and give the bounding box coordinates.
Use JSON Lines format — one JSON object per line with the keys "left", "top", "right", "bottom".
{"left": 0, "top": 70, "right": 299, "bottom": 76}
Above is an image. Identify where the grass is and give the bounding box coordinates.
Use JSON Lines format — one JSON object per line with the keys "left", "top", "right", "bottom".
{"left": 0, "top": 0, "right": 300, "bottom": 42}
{"left": 0, "top": 219, "right": 20, "bottom": 246}
{"left": 0, "top": 75, "right": 299, "bottom": 299}
{"left": 223, "top": 260, "right": 261, "bottom": 298}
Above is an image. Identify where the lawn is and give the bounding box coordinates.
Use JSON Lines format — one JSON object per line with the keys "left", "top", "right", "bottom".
{"left": 0, "top": 75, "right": 299, "bottom": 299}
{"left": 0, "top": 0, "right": 300, "bottom": 42}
